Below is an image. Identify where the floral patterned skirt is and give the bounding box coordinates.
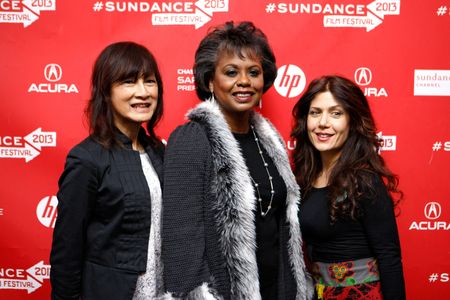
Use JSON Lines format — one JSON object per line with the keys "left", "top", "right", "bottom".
{"left": 312, "top": 257, "right": 383, "bottom": 300}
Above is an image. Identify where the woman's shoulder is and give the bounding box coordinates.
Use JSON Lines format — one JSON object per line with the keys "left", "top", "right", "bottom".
{"left": 168, "top": 121, "right": 209, "bottom": 144}
{"left": 358, "top": 171, "right": 393, "bottom": 210}
{"left": 65, "top": 136, "right": 110, "bottom": 168}
{"left": 69, "top": 136, "right": 103, "bottom": 154}
{"left": 360, "top": 171, "right": 385, "bottom": 191}
{"left": 165, "top": 121, "right": 212, "bottom": 164}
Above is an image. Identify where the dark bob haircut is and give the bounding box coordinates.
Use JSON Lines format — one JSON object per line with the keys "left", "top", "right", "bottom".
{"left": 85, "top": 41, "right": 163, "bottom": 148}
{"left": 193, "top": 21, "right": 277, "bottom": 100}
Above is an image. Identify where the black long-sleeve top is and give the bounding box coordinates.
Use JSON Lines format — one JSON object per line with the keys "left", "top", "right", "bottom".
{"left": 233, "top": 131, "right": 287, "bottom": 299}
{"left": 50, "top": 129, "right": 164, "bottom": 300}
{"left": 299, "top": 176, "right": 405, "bottom": 300}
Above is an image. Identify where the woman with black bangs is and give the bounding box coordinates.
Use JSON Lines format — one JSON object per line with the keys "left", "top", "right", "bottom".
{"left": 50, "top": 41, "right": 165, "bottom": 300}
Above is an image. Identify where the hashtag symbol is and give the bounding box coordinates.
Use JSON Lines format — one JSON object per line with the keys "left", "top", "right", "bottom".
{"left": 266, "top": 3, "right": 276, "bottom": 13}
{"left": 436, "top": 6, "right": 448, "bottom": 16}
{"left": 93, "top": 1, "right": 104, "bottom": 12}
{"left": 429, "top": 273, "right": 439, "bottom": 283}
{"left": 432, "top": 141, "right": 442, "bottom": 151}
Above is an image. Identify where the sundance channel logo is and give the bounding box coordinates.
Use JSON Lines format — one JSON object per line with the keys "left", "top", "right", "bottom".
{"left": 409, "top": 202, "right": 450, "bottom": 231}
{"left": 28, "top": 63, "right": 79, "bottom": 94}
{"left": 414, "top": 69, "right": 450, "bottom": 96}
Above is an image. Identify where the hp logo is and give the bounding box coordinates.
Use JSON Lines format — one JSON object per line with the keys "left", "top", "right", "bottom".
{"left": 274, "top": 64, "right": 306, "bottom": 98}
{"left": 36, "top": 196, "right": 58, "bottom": 228}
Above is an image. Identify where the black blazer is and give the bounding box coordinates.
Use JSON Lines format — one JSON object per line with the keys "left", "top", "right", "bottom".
{"left": 50, "top": 129, "right": 164, "bottom": 300}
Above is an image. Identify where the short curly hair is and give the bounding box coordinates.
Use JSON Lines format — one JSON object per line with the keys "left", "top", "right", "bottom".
{"left": 193, "top": 21, "right": 277, "bottom": 100}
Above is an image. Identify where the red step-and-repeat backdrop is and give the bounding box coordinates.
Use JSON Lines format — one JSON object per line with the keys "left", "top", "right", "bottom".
{"left": 1, "top": 0, "right": 449, "bottom": 299}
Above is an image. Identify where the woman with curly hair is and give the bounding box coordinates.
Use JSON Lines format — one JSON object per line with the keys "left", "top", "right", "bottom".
{"left": 291, "top": 75, "right": 405, "bottom": 300}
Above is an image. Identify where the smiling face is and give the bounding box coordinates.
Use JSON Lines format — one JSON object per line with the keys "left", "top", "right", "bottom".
{"left": 209, "top": 50, "right": 264, "bottom": 128}
{"left": 110, "top": 74, "right": 158, "bottom": 135}
{"left": 307, "top": 91, "right": 350, "bottom": 162}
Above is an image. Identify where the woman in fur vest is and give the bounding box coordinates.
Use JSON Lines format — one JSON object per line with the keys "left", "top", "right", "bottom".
{"left": 162, "top": 21, "right": 314, "bottom": 300}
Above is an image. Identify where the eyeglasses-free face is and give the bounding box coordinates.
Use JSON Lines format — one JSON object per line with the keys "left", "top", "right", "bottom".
{"left": 110, "top": 75, "right": 159, "bottom": 135}
{"left": 209, "top": 51, "right": 264, "bottom": 127}
{"left": 307, "top": 91, "right": 350, "bottom": 162}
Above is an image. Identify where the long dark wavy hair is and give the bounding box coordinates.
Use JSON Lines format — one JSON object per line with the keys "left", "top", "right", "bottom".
{"left": 193, "top": 21, "right": 277, "bottom": 100}
{"left": 85, "top": 41, "right": 164, "bottom": 148}
{"left": 291, "top": 75, "right": 402, "bottom": 222}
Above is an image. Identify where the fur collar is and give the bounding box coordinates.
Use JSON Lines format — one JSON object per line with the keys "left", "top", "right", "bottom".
{"left": 187, "top": 100, "right": 313, "bottom": 300}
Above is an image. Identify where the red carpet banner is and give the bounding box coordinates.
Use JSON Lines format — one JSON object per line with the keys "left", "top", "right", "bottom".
{"left": 1, "top": 1, "right": 449, "bottom": 299}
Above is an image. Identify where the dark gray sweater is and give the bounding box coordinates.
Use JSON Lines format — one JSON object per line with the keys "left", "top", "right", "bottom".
{"left": 162, "top": 101, "right": 314, "bottom": 300}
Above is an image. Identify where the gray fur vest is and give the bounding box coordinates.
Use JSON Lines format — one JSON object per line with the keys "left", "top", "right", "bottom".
{"left": 163, "top": 100, "right": 313, "bottom": 300}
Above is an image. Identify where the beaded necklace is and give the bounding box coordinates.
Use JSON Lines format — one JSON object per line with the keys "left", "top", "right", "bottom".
{"left": 249, "top": 125, "right": 274, "bottom": 217}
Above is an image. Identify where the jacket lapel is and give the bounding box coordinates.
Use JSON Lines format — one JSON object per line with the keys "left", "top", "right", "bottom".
{"left": 188, "top": 101, "right": 261, "bottom": 300}
{"left": 145, "top": 145, "right": 163, "bottom": 184}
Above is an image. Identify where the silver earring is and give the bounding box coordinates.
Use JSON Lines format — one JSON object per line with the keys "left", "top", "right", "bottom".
{"left": 207, "top": 91, "right": 216, "bottom": 102}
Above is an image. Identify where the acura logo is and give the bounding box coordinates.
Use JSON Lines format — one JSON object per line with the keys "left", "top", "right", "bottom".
{"left": 424, "top": 202, "right": 441, "bottom": 220}
{"left": 354, "top": 67, "right": 372, "bottom": 86}
{"left": 44, "top": 64, "right": 63, "bottom": 82}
